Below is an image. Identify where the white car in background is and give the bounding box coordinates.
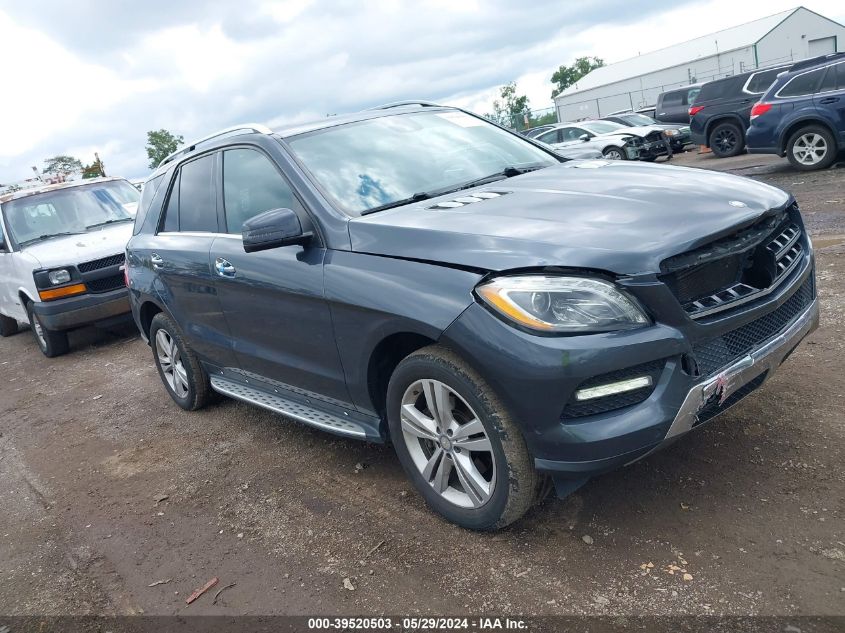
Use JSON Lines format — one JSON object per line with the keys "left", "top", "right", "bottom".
{"left": 0, "top": 177, "right": 139, "bottom": 357}
{"left": 534, "top": 120, "right": 671, "bottom": 161}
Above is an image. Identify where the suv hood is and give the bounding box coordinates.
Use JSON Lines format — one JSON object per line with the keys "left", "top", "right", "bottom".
{"left": 20, "top": 223, "right": 132, "bottom": 269}
{"left": 348, "top": 162, "right": 790, "bottom": 275}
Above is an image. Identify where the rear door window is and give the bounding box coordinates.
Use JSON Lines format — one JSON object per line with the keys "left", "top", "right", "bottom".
{"left": 160, "top": 155, "right": 217, "bottom": 233}
{"left": 536, "top": 129, "right": 560, "bottom": 144}
{"left": 818, "top": 65, "right": 838, "bottom": 93}
{"left": 744, "top": 68, "right": 785, "bottom": 94}
{"left": 779, "top": 68, "right": 825, "bottom": 97}
{"left": 661, "top": 91, "right": 683, "bottom": 106}
{"left": 837, "top": 63, "right": 845, "bottom": 90}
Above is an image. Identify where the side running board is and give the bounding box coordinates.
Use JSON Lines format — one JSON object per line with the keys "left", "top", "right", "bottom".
{"left": 210, "top": 375, "right": 367, "bottom": 439}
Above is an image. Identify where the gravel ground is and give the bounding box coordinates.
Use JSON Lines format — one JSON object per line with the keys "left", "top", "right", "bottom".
{"left": 0, "top": 152, "right": 843, "bottom": 619}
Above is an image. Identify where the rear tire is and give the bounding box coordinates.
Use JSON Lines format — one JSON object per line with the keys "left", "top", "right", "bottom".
{"left": 0, "top": 314, "right": 19, "bottom": 337}
{"left": 387, "top": 345, "right": 538, "bottom": 530}
{"left": 786, "top": 125, "right": 836, "bottom": 171}
{"left": 26, "top": 303, "right": 69, "bottom": 358}
{"left": 709, "top": 121, "right": 744, "bottom": 158}
{"left": 149, "top": 313, "right": 213, "bottom": 411}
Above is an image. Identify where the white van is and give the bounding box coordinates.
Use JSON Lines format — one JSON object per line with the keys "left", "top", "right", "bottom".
{"left": 0, "top": 177, "right": 139, "bottom": 357}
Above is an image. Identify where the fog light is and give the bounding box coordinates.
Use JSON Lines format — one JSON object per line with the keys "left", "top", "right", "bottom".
{"left": 575, "top": 376, "right": 653, "bottom": 401}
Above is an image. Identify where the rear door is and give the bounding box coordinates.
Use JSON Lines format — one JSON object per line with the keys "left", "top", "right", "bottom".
{"left": 152, "top": 153, "right": 236, "bottom": 367}
{"left": 209, "top": 146, "right": 353, "bottom": 406}
{"left": 814, "top": 62, "right": 845, "bottom": 145}
{"left": 656, "top": 90, "right": 688, "bottom": 123}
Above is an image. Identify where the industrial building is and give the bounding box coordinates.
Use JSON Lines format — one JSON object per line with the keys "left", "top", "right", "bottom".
{"left": 553, "top": 6, "right": 845, "bottom": 121}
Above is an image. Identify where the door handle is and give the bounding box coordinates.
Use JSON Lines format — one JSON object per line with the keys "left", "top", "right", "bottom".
{"left": 215, "top": 257, "right": 236, "bottom": 278}
{"left": 150, "top": 253, "right": 164, "bottom": 269}
{"left": 819, "top": 97, "right": 839, "bottom": 104}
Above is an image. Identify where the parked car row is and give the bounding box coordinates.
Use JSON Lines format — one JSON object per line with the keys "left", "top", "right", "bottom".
{"left": 0, "top": 103, "right": 820, "bottom": 531}
{"left": 643, "top": 52, "right": 844, "bottom": 170}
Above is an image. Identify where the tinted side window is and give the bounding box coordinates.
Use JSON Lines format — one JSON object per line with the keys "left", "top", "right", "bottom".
{"left": 537, "top": 130, "right": 559, "bottom": 144}
{"left": 162, "top": 173, "right": 179, "bottom": 232}
{"left": 745, "top": 68, "right": 783, "bottom": 94}
{"left": 837, "top": 63, "right": 845, "bottom": 90}
{"left": 819, "top": 65, "right": 837, "bottom": 92}
{"left": 561, "top": 127, "right": 584, "bottom": 142}
{"left": 133, "top": 174, "right": 164, "bottom": 235}
{"left": 661, "top": 91, "right": 683, "bottom": 106}
{"left": 780, "top": 69, "right": 826, "bottom": 97}
{"left": 687, "top": 88, "right": 701, "bottom": 104}
{"left": 222, "top": 149, "right": 304, "bottom": 233}
{"left": 177, "top": 155, "right": 217, "bottom": 232}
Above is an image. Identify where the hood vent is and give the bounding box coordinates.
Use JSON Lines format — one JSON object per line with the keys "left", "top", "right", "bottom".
{"left": 428, "top": 190, "right": 510, "bottom": 210}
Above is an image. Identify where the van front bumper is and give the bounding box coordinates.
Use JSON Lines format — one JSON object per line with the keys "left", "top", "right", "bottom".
{"left": 32, "top": 288, "right": 131, "bottom": 331}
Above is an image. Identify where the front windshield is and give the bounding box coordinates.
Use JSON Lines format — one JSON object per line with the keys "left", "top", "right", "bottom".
{"left": 619, "top": 113, "right": 656, "bottom": 126}
{"left": 580, "top": 121, "right": 626, "bottom": 134}
{"left": 2, "top": 180, "right": 140, "bottom": 247}
{"left": 286, "top": 110, "right": 558, "bottom": 215}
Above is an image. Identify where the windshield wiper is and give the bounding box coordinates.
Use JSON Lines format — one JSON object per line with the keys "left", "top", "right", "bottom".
{"left": 86, "top": 217, "right": 133, "bottom": 229}
{"left": 18, "top": 231, "right": 86, "bottom": 246}
{"left": 360, "top": 164, "right": 549, "bottom": 216}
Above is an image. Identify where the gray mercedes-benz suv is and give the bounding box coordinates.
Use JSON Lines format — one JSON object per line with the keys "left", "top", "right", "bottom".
{"left": 126, "top": 102, "right": 818, "bottom": 530}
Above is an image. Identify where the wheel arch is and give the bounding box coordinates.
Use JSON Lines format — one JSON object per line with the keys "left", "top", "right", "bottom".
{"left": 779, "top": 118, "right": 837, "bottom": 155}
{"left": 366, "top": 331, "right": 438, "bottom": 422}
{"left": 138, "top": 299, "right": 166, "bottom": 341}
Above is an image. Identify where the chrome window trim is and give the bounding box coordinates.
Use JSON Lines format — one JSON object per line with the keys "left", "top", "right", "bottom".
{"left": 742, "top": 66, "right": 790, "bottom": 95}
{"left": 774, "top": 61, "right": 844, "bottom": 99}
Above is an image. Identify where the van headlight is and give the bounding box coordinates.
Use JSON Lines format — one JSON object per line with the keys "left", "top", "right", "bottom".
{"left": 476, "top": 275, "right": 650, "bottom": 333}
{"left": 48, "top": 269, "right": 71, "bottom": 285}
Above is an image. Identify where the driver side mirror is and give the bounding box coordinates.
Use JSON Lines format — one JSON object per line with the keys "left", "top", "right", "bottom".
{"left": 579, "top": 134, "right": 591, "bottom": 142}
{"left": 242, "top": 208, "right": 312, "bottom": 253}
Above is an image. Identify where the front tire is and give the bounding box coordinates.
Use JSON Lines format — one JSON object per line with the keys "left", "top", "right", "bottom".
{"left": 786, "top": 125, "right": 836, "bottom": 171}
{"left": 0, "top": 314, "right": 19, "bottom": 337}
{"left": 26, "top": 303, "right": 69, "bottom": 357}
{"left": 709, "top": 121, "right": 744, "bottom": 157}
{"left": 387, "top": 346, "right": 537, "bottom": 530}
{"left": 602, "top": 146, "right": 626, "bottom": 160}
{"left": 149, "top": 313, "right": 212, "bottom": 411}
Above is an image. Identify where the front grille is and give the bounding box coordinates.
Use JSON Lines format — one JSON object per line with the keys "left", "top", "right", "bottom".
{"left": 692, "top": 274, "right": 814, "bottom": 377}
{"left": 78, "top": 253, "right": 125, "bottom": 273}
{"left": 694, "top": 371, "right": 768, "bottom": 426}
{"left": 86, "top": 274, "right": 125, "bottom": 293}
{"left": 660, "top": 209, "right": 803, "bottom": 318}
{"left": 561, "top": 359, "right": 665, "bottom": 419}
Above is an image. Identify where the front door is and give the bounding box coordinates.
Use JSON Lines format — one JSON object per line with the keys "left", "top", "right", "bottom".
{"left": 210, "top": 146, "right": 352, "bottom": 407}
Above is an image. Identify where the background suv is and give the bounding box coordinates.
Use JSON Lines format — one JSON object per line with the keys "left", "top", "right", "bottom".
{"left": 654, "top": 83, "right": 702, "bottom": 123}
{"left": 690, "top": 64, "right": 791, "bottom": 156}
{"left": 127, "top": 104, "right": 817, "bottom": 530}
{"left": 747, "top": 53, "right": 845, "bottom": 170}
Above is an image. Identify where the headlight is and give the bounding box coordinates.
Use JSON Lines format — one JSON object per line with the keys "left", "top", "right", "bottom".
{"left": 476, "top": 275, "right": 650, "bottom": 333}
{"left": 663, "top": 129, "right": 678, "bottom": 137}
{"left": 48, "top": 269, "right": 71, "bottom": 285}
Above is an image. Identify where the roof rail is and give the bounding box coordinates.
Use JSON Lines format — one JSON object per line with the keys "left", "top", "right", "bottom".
{"left": 367, "top": 100, "right": 443, "bottom": 111}
{"left": 158, "top": 123, "right": 273, "bottom": 168}
{"left": 788, "top": 51, "right": 845, "bottom": 73}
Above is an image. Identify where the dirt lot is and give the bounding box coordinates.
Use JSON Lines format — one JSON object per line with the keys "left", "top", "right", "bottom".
{"left": 1, "top": 152, "right": 843, "bottom": 620}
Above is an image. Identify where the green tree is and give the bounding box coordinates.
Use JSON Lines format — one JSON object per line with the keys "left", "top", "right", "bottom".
{"left": 550, "top": 56, "right": 605, "bottom": 98}
{"left": 146, "top": 129, "right": 184, "bottom": 169}
{"left": 486, "top": 82, "right": 531, "bottom": 130}
{"left": 43, "top": 155, "right": 83, "bottom": 176}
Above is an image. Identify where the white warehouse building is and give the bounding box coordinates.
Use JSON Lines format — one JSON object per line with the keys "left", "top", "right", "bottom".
{"left": 553, "top": 6, "right": 845, "bottom": 122}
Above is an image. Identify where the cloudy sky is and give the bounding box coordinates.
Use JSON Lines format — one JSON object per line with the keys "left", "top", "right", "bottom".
{"left": 1, "top": 0, "right": 843, "bottom": 182}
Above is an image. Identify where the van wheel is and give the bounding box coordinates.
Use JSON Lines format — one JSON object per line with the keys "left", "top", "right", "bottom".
{"left": 387, "top": 345, "right": 537, "bottom": 530}
{"left": 26, "top": 303, "right": 69, "bottom": 357}
{"left": 786, "top": 126, "right": 836, "bottom": 171}
{"left": 149, "top": 313, "right": 212, "bottom": 411}
{"left": 0, "top": 314, "right": 19, "bottom": 337}
{"left": 709, "top": 122, "right": 744, "bottom": 157}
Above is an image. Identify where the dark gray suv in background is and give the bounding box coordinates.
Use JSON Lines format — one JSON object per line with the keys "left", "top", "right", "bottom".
{"left": 127, "top": 103, "right": 818, "bottom": 530}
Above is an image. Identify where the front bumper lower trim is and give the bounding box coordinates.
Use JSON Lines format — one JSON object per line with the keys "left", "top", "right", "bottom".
{"left": 642, "top": 298, "right": 819, "bottom": 457}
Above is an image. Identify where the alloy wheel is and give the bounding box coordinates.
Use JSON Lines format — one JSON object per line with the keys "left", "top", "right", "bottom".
{"left": 713, "top": 128, "right": 737, "bottom": 154}
{"left": 792, "top": 133, "right": 828, "bottom": 166}
{"left": 604, "top": 148, "right": 624, "bottom": 160}
{"left": 400, "top": 379, "right": 496, "bottom": 509}
{"left": 155, "top": 329, "right": 189, "bottom": 398}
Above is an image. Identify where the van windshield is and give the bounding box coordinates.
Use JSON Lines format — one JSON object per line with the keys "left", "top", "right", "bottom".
{"left": 2, "top": 180, "right": 140, "bottom": 247}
